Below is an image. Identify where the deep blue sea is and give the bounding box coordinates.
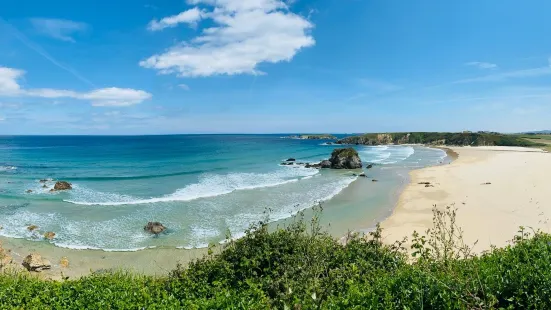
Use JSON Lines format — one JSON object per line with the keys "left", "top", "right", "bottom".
{"left": 0, "top": 135, "right": 446, "bottom": 251}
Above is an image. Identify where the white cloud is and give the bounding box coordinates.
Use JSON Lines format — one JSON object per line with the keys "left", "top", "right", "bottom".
{"left": 141, "top": 0, "right": 315, "bottom": 77}
{"left": 0, "top": 67, "right": 25, "bottom": 95}
{"left": 0, "top": 67, "right": 152, "bottom": 107}
{"left": 178, "top": 84, "right": 190, "bottom": 90}
{"left": 148, "top": 8, "right": 204, "bottom": 31}
{"left": 30, "top": 18, "right": 88, "bottom": 42}
{"left": 465, "top": 61, "right": 498, "bottom": 70}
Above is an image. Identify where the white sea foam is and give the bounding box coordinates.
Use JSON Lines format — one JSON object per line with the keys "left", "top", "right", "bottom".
{"left": 65, "top": 167, "right": 319, "bottom": 206}
{"left": 0, "top": 166, "right": 17, "bottom": 172}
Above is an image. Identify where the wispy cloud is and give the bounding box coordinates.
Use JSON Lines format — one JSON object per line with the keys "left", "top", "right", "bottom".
{"left": 0, "top": 66, "right": 152, "bottom": 107}
{"left": 453, "top": 63, "right": 551, "bottom": 84}
{"left": 30, "top": 18, "right": 88, "bottom": 42}
{"left": 357, "top": 78, "right": 401, "bottom": 92}
{"left": 0, "top": 18, "right": 96, "bottom": 87}
{"left": 465, "top": 61, "right": 498, "bottom": 70}
{"left": 178, "top": 84, "right": 190, "bottom": 90}
{"left": 141, "top": 0, "right": 314, "bottom": 77}
{"left": 147, "top": 8, "right": 204, "bottom": 31}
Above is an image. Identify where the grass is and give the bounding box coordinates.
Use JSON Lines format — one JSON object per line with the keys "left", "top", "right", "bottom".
{"left": 1, "top": 207, "right": 551, "bottom": 309}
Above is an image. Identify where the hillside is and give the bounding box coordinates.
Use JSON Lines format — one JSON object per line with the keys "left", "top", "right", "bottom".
{"left": 337, "top": 132, "right": 545, "bottom": 147}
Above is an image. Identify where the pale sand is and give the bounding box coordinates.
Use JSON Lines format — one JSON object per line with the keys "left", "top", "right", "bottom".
{"left": 381, "top": 146, "right": 551, "bottom": 252}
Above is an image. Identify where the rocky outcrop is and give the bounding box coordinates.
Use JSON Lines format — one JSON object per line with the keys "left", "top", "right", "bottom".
{"left": 144, "top": 222, "right": 166, "bottom": 235}
{"left": 44, "top": 232, "right": 56, "bottom": 240}
{"left": 27, "top": 225, "right": 39, "bottom": 232}
{"left": 22, "top": 253, "right": 51, "bottom": 272}
{"left": 320, "top": 160, "right": 332, "bottom": 168}
{"left": 329, "top": 148, "right": 362, "bottom": 169}
{"left": 286, "top": 158, "right": 296, "bottom": 162}
{"left": 53, "top": 181, "right": 72, "bottom": 191}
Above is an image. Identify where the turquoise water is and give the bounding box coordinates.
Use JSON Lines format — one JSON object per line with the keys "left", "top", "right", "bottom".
{"left": 0, "top": 135, "right": 446, "bottom": 251}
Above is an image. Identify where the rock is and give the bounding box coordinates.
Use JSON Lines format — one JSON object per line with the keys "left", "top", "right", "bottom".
{"left": 22, "top": 253, "right": 51, "bottom": 272}
{"left": 418, "top": 182, "right": 431, "bottom": 185}
{"left": 44, "top": 232, "right": 56, "bottom": 240}
{"left": 42, "top": 184, "right": 48, "bottom": 188}
{"left": 329, "top": 148, "right": 362, "bottom": 169}
{"left": 144, "top": 222, "right": 166, "bottom": 235}
{"left": 305, "top": 163, "right": 321, "bottom": 169}
{"left": 366, "top": 164, "right": 373, "bottom": 169}
{"left": 60, "top": 257, "right": 69, "bottom": 268}
{"left": 280, "top": 162, "right": 293, "bottom": 166}
{"left": 482, "top": 182, "right": 492, "bottom": 185}
{"left": 39, "top": 179, "right": 48, "bottom": 183}
{"left": 320, "top": 160, "right": 332, "bottom": 168}
{"left": 286, "top": 158, "right": 296, "bottom": 162}
{"left": 372, "top": 179, "right": 378, "bottom": 182}
{"left": 26, "top": 190, "right": 33, "bottom": 193}
{"left": 425, "top": 184, "right": 434, "bottom": 188}
{"left": 359, "top": 173, "right": 367, "bottom": 177}
{"left": 53, "top": 181, "right": 72, "bottom": 191}
{"left": 27, "top": 225, "right": 39, "bottom": 232}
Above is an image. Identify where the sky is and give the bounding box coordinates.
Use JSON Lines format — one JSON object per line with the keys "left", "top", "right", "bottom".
{"left": 1, "top": 0, "right": 551, "bottom": 135}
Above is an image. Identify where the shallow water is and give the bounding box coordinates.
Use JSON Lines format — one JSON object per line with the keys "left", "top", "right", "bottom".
{"left": 0, "top": 135, "right": 446, "bottom": 251}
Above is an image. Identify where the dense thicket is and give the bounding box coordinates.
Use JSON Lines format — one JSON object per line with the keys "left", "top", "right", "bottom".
{"left": 1, "top": 208, "right": 551, "bottom": 309}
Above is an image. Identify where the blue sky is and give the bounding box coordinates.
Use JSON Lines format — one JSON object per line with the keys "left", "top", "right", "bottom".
{"left": 1, "top": 0, "right": 551, "bottom": 134}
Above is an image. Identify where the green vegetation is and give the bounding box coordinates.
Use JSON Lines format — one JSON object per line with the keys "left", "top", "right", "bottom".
{"left": 515, "top": 134, "right": 551, "bottom": 152}
{"left": 331, "top": 147, "right": 359, "bottom": 158}
{"left": 338, "top": 132, "right": 546, "bottom": 148}
{"left": 2, "top": 207, "right": 551, "bottom": 309}
{"left": 287, "top": 134, "right": 337, "bottom": 140}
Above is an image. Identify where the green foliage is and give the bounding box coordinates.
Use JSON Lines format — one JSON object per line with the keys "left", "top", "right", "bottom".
{"left": 2, "top": 207, "right": 551, "bottom": 309}
{"left": 331, "top": 147, "right": 359, "bottom": 158}
{"left": 338, "top": 132, "right": 546, "bottom": 147}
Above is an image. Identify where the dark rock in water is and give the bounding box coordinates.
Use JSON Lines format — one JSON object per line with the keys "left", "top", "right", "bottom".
{"left": 26, "top": 190, "right": 33, "bottom": 193}
{"left": 280, "top": 162, "right": 293, "bottom": 166}
{"left": 359, "top": 173, "right": 367, "bottom": 177}
{"left": 320, "top": 160, "right": 332, "bottom": 169}
{"left": 144, "top": 222, "right": 166, "bottom": 235}
{"left": 305, "top": 163, "right": 321, "bottom": 169}
{"left": 366, "top": 164, "right": 373, "bottom": 169}
{"left": 329, "top": 148, "right": 362, "bottom": 169}
{"left": 286, "top": 158, "right": 296, "bottom": 162}
{"left": 372, "top": 179, "right": 378, "bottom": 182}
{"left": 53, "top": 181, "right": 72, "bottom": 191}
{"left": 42, "top": 184, "right": 48, "bottom": 188}
{"left": 39, "top": 179, "right": 48, "bottom": 183}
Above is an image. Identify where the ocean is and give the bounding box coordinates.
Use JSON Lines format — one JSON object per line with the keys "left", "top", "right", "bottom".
{"left": 0, "top": 135, "right": 447, "bottom": 251}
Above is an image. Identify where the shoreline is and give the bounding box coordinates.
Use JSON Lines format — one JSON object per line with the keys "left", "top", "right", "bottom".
{"left": 0, "top": 146, "right": 446, "bottom": 279}
{"left": 381, "top": 146, "right": 551, "bottom": 252}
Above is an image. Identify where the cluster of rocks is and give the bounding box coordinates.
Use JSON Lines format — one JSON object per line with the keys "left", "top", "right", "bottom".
{"left": 144, "top": 222, "right": 166, "bottom": 235}
{"left": 281, "top": 148, "right": 364, "bottom": 170}
{"left": 26, "top": 180, "right": 72, "bottom": 194}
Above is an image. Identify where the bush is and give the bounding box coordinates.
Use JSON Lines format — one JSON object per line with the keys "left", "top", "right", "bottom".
{"left": 1, "top": 207, "right": 551, "bottom": 309}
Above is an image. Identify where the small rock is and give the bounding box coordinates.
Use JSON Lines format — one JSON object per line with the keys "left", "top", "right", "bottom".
{"left": 366, "top": 164, "right": 373, "bottom": 169}
{"left": 418, "top": 182, "right": 431, "bottom": 185}
{"left": 42, "top": 184, "right": 48, "bottom": 188}
{"left": 44, "top": 232, "right": 56, "bottom": 240}
{"left": 425, "top": 184, "right": 434, "bottom": 188}
{"left": 372, "top": 179, "right": 378, "bottom": 182}
{"left": 144, "top": 222, "right": 166, "bottom": 235}
{"left": 26, "top": 190, "right": 33, "bottom": 193}
{"left": 53, "top": 181, "right": 72, "bottom": 191}
{"left": 22, "top": 253, "right": 51, "bottom": 272}
{"left": 27, "top": 225, "right": 39, "bottom": 232}
{"left": 60, "top": 257, "right": 69, "bottom": 268}
{"left": 39, "top": 179, "right": 48, "bottom": 183}
{"left": 286, "top": 158, "right": 296, "bottom": 162}
{"left": 320, "top": 160, "right": 332, "bottom": 169}
{"left": 482, "top": 182, "right": 492, "bottom": 185}
{"left": 359, "top": 173, "right": 367, "bottom": 177}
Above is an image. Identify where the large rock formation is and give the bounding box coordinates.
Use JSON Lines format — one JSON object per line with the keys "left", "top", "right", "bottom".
{"left": 320, "top": 160, "right": 332, "bottom": 168}
{"left": 22, "top": 253, "right": 51, "bottom": 272}
{"left": 144, "top": 222, "right": 166, "bottom": 235}
{"left": 53, "top": 181, "right": 72, "bottom": 191}
{"left": 329, "top": 148, "right": 362, "bottom": 169}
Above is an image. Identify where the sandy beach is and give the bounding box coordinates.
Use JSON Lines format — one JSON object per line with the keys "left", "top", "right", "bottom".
{"left": 382, "top": 146, "right": 551, "bottom": 252}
